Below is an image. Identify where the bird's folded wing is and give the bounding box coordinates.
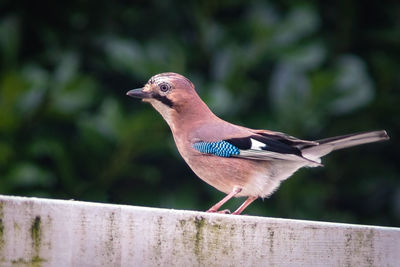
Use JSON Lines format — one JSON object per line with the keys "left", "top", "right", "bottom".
{"left": 193, "top": 134, "right": 321, "bottom": 166}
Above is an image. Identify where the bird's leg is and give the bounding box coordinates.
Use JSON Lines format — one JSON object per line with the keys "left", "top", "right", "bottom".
{"left": 206, "top": 186, "right": 242, "bottom": 214}
{"left": 232, "top": 196, "right": 257, "bottom": 215}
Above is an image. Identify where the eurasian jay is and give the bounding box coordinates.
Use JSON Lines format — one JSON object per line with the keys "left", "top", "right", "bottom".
{"left": 126, "top": 72, "right": 389, "bottom": 215}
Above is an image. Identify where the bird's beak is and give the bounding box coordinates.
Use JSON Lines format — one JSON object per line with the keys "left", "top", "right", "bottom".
{"left": 126, "top": 88, "right": 152, "bottom": 99}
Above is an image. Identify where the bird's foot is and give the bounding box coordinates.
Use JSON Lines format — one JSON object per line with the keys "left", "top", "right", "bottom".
{"left": 206, "top": 209, "right": 231, "bottom": 214}
{"left": 231, "top": 211, "right": 244, "bottom": 215}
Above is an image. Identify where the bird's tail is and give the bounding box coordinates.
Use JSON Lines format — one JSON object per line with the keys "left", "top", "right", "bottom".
{"left": 301, "top": 130, "right": 389, "bottom": 161}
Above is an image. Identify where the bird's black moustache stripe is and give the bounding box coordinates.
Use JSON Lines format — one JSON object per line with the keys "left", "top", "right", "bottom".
{"left": 153, "top": 94, "right": 174, "bottom": 108}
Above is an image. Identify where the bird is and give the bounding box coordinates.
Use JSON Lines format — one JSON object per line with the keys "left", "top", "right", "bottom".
{"left": 126, "top": 72, "right": 389, "bottom": 215}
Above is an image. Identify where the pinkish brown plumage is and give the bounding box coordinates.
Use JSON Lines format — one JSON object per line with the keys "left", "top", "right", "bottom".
{"left": 127, "top": 72, "right": 389, "bottom": 215}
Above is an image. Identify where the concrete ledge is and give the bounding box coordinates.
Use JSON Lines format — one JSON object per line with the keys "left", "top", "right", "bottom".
{"left": 0, "top": 195, "right": 399, "bottom": 266}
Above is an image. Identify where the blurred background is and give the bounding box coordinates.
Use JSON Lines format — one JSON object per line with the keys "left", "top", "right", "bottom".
{"left": 0, "top": 0, "right": 399, "bottom": 226}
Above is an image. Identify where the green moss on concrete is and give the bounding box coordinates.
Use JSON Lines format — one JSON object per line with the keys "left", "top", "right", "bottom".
{"left": 29, "top": 216, "right": 45, "bottom": 267}
{"left": 0, "top": 201, "right": 4, "bottom": 255}
{"left": 11, "top": 256, "right": 46, "bottom": 266}
{"left": 193, "top": 216, "right": 205, "bottom": 256}
{"left": 31, "top": 216, "right": 41, "bottom": 255}
{"left": 177, "top": 215, "right": 240, "bottom": 262}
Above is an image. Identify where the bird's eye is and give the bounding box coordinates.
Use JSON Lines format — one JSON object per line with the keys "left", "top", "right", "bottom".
{"left": 159, "top": 83, "right": 171, "bottom": 92}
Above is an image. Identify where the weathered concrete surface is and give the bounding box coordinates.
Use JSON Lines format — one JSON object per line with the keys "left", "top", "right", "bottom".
{"left": 0, "top": 195, "right": 399, "bottom": 267}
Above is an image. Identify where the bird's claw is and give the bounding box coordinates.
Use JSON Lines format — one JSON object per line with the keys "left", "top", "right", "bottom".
{"left": 206, "top": 209, "right": 231, "bottom": 214}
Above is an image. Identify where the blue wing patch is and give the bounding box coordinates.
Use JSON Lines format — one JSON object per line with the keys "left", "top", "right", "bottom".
{"left": 193, "top": 141, "right": 240, "bottom": 157}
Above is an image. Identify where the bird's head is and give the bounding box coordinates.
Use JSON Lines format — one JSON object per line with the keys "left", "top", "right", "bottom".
{"left": 127, "top": 72, "right": 210, "bottom": 125}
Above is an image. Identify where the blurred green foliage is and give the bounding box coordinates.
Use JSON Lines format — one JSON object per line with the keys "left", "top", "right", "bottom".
{"left": 0, "top": 0, "right": 399, "bottom": 226}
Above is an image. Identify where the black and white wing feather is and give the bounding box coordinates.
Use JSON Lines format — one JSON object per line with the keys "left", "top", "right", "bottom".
{"left": 225, "top": 135, "right": 322, "bottom": 166}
